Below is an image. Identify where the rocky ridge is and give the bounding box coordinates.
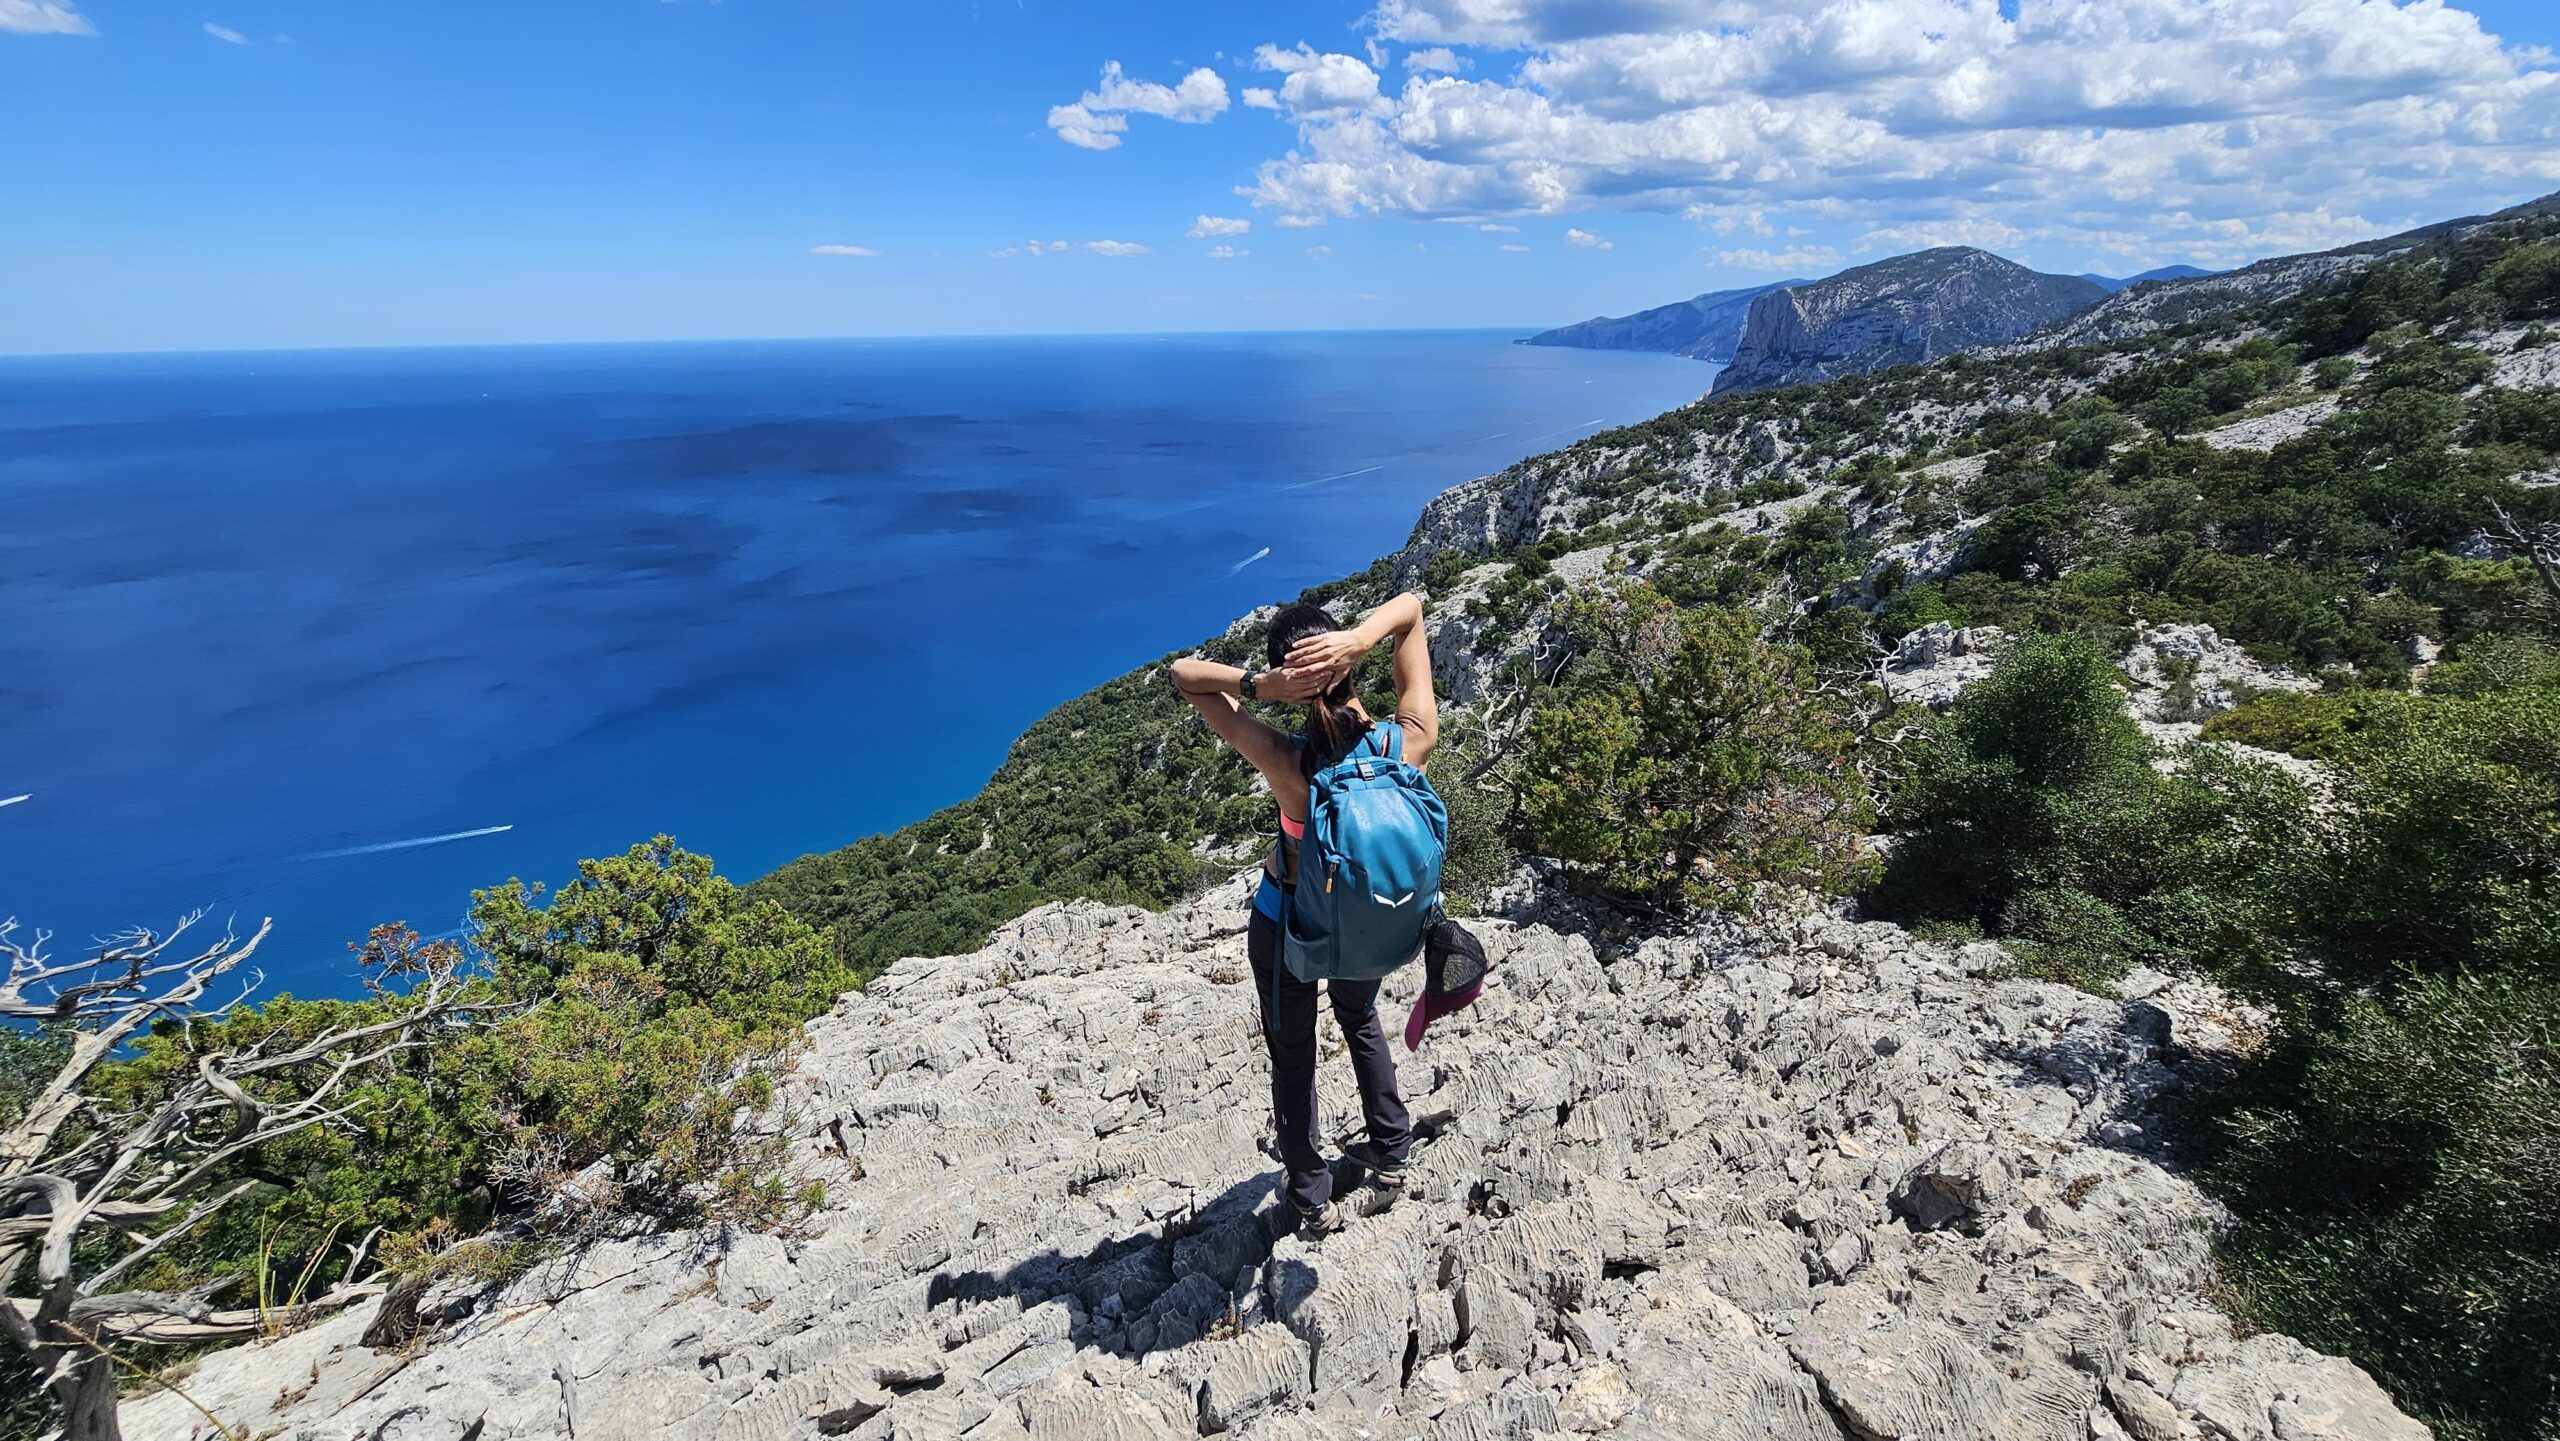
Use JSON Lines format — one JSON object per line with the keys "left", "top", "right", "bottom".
{"left": 126, "top": 878, "right": 2426, "bottom": 1441}
{"left": 1711, "top": 250, "right": 2108, "bottom": 397}
{"left": 2019, "top": 190, "right": 2560, "bottom": 352}
{"left": 1521, "top": 282, "right": 1798, "bottom": 363}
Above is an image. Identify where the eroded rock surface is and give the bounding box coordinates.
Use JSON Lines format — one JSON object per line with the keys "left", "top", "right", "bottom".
{"left": 125, "top": 882, "right": 2425, "bottom": 1441}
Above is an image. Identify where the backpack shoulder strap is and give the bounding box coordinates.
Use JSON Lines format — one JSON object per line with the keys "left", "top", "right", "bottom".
{"left": 1372, "top": 721, "right": 1404, "bottom": 762}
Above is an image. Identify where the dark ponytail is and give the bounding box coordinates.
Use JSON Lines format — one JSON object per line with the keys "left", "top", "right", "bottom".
{"left": 1267, "top": 602, "right": 1365, "bottom": 779}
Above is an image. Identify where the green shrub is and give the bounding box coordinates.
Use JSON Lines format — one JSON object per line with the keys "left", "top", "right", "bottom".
{"left": 2138, "top": 386, "right": 2212, "bottom": 438}
{"left": 0, "top": 1024, "right": 68, "bottom": 1130}
{"left": 2198, "top": 689, "right": 2413, "bottom": 761}
{"left": 1875, "top": 634, "right": 2308, "bottom": 986}
{"left": 1426, "top": 729, "right": 1520, "bottom": 918}
{"left": 2423, "top": 634, "right": 2560, "bottom": 697}
{"left": 2306, "top": 693, "right": 2560, "bottom": 988}
{"left": 465, "top": 838, "right": 851, "bottom": 1223}
{"left": 2201, "top": 970, "right": 2560, "bottom": 1441}
{"left": 88, "top": 839, "right": 849, "bottom": 1313}
{"left": 1513, "top": 579, "right": 1873, "bottom": 913}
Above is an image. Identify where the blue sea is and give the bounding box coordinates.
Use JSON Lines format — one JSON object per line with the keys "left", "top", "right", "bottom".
{"left": 0, "top": 332, "right": 1712, "bottom": 997}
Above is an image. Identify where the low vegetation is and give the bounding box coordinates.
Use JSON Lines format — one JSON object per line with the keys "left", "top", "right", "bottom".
{"left": 1511, "top": 578, "right": 1873, "bottom": 912}
{"left": 1871, "top": 633, "right": 2310, "bottom": 992}
{"left": 2, "top": 839, "right": 847, "bottom": 1439}
{"left": 1878, "top": 636, "right": 2558, "bottom": 1439}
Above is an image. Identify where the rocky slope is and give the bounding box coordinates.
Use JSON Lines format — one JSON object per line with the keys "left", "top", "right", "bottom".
{"left": 2021, "top": 253, "right": 2379, "bottom": 350}
{"left": 2078, "top": 266, "right": 2216, "bottom": 294}
{"left": 2024, "top": 191, "right": 2560, "bottom": 350}
{"left": 1521, "top": 282, "right": 1797, "bottom": 362}
{"left": 1711, "top": 250, "right": 2107, "bottom": 396}
{"left": 125, "top": 880, "right": 2425, "bottom": 1441}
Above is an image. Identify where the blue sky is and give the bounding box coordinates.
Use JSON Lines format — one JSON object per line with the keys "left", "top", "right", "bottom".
{"left": 5, "top": 0, "right": 2559, "bottom": 353}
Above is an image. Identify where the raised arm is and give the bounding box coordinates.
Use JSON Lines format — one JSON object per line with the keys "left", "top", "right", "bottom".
{"left": 1170, "top": 655, "right": 1316, "bottom": 785}
{"left": 1284, "top": 592, "right": 1438, "bottom": 769}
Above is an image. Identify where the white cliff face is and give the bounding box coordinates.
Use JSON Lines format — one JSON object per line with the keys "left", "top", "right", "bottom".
{"left": 124, "top": 881, "right": 2424, "bottom": 1441}
{"left": 1714, "top": 249, "right": 2110, "bottom": 396}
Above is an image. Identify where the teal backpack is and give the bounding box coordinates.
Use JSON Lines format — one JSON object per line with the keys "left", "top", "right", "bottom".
{"left": 1281, "top": 723, "right": 1449, "bottom": 983}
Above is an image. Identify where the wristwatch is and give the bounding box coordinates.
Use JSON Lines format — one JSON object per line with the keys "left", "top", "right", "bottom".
{"left": 1238, "top": 669, "right": 1260, "bottom": 701}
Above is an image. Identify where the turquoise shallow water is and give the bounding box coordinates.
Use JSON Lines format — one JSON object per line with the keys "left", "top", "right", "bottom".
{"left": 0, "top": 331, "right": 1715, "bottom": 995}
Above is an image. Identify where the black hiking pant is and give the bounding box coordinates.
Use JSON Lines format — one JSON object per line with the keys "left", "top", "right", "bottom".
{"left": 1247, "top": 904, "right": 1412, "bottom": 1212}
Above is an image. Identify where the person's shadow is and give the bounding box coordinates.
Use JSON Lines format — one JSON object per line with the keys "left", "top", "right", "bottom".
{"left": 925, "top": 1143, "right": 1413, "bottom": 1359}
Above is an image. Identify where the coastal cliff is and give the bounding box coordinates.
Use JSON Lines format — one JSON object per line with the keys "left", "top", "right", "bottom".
{"left": 1519, "top": 281, "right": 1796, "bottom": 362}
{"left": 1711, "top": 248, "right": 2106, "bottom": 395}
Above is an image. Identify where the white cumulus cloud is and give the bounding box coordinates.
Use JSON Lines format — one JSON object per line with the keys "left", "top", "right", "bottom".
{"left": 1206, "top": 245, "right": 1249, "bottom": 259}
{"left": 0, "top": 0, "right": 92, "bottom": 34}
{"left": 1188, "top": 215, "right": 1253, "bottom": 238}
{"left": 1565, "top": 227, "right": 1612, "bottom": 249}
{"left": 1086, "top": 239, "right": 1152, "bottom": 257}
{"left": 810, "top": 244, "right": 880, "bottom": 257}
{"left": 202, "top": 21, "right": 247, "bottom": 43}
{"left": 1305, "top": 244, "right": 1334, "bottom": 257}
{"left": 1717, "top": 244, "right": 1843, "bottom": 272}
{"left": 1048, "top": 61, "right": 1230, "bottom": 151}
{"left": 988, "top": 240, "right": 1074, "bottom": 258}
{"left": 1209, "top": 0, "right": 2560, "bottom": 268}
{"left": 1478, "top": 222, "right": 1519, "bottom": 232}
{"left": 1499, "top": 242, "right": 1531, "bottom": 252}
{"left": 1253, "top": 42, "right": 1394, "bottom": 118}
{"left": 1855, "top": 216, "right": 2027, "bottom": 254}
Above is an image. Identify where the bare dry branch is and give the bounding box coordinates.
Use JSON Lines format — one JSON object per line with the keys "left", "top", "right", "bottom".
{"left": 2487, "top": 499, "right": 2560, "bottom": 610}
{"left": 2, "top": 912, "right": 483, "bottom": 1437}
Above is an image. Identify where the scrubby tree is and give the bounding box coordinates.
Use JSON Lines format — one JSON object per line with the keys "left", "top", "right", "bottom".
{"left": 1513, "top": 579, "right": 1873, "bottom": 913}
{"left": 2202, "top": 683, "right": 2560, "bottom": 1437}
{"left": 1, "top": 838, "right": 853, "bottom": 1441}
{"left": 463, "top": 837, "right": 848, "bottom": 1225}
{"left": 2299, "top": 690, "right": 2560, "bottom": 991}
{"left": 1874, "top": 632, "right": 2309, "bottom": 988}
{"left": 1, "top": 915, "right": 473, "bottom": 1441}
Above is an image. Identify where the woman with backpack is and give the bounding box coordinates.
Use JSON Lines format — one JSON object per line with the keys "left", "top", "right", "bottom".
{"left": 1170, "top": 592, "right": 1437, "bottom": 1237}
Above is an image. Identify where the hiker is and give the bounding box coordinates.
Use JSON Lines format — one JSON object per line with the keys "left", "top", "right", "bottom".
{"left": 1170, "top": 592, "right": 1441, "bottom": 1237}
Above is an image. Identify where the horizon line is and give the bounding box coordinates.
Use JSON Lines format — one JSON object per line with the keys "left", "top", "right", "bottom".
{"left": 0, "top": 321, "right": 1616, "bottom": 364}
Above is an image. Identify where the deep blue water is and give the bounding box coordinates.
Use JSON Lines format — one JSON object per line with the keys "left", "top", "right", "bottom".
{"left": 0, "top": 332, "right": 1713, "bottom": 996}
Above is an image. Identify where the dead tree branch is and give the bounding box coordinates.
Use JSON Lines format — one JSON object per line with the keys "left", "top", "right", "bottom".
{"left": 1, "top": 915, "right": 479, "bottom": 1440}
{"left": 2487, "top": 499, "right": 2560, "bottom": 611}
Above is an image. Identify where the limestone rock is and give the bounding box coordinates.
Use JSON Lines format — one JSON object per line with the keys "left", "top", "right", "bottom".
{"left": 2120, "top": 621, "right": 2316, "bottom": 722}
{"left": 1883, "top": 621, "right": 2007, "bottom": 710}
{"left": 117, "top": 891, "right": 2430, "bottom": 1441}
{"left": 1889, "top": 1141, "right": 2014, "bottom": 1233}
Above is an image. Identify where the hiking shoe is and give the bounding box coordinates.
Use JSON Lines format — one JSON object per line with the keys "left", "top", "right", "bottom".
{"left": 1293, "top": 1201, "right": 1347, "bottom": 1238}
{"left": 1342, "top": 1139, "right": 1408, "bottom": 1189}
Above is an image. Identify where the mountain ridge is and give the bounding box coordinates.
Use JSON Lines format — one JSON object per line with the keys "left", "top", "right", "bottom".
{"left": 1709, "top": 247, "right": 2108, "bottom": 395}
{"left": 2020, "top": 189, "right": 2560, "bottom": 348}
{"left": 2081, "top": 264, "right": 2217, "bottom": 292}
{"left": 1519, "top": 280, "right": 1800, "bottom": 362}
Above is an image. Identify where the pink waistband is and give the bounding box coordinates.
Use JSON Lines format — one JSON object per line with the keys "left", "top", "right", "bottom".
{"left": 1278, "top": 810, "right": 1305, "bottom": 840}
